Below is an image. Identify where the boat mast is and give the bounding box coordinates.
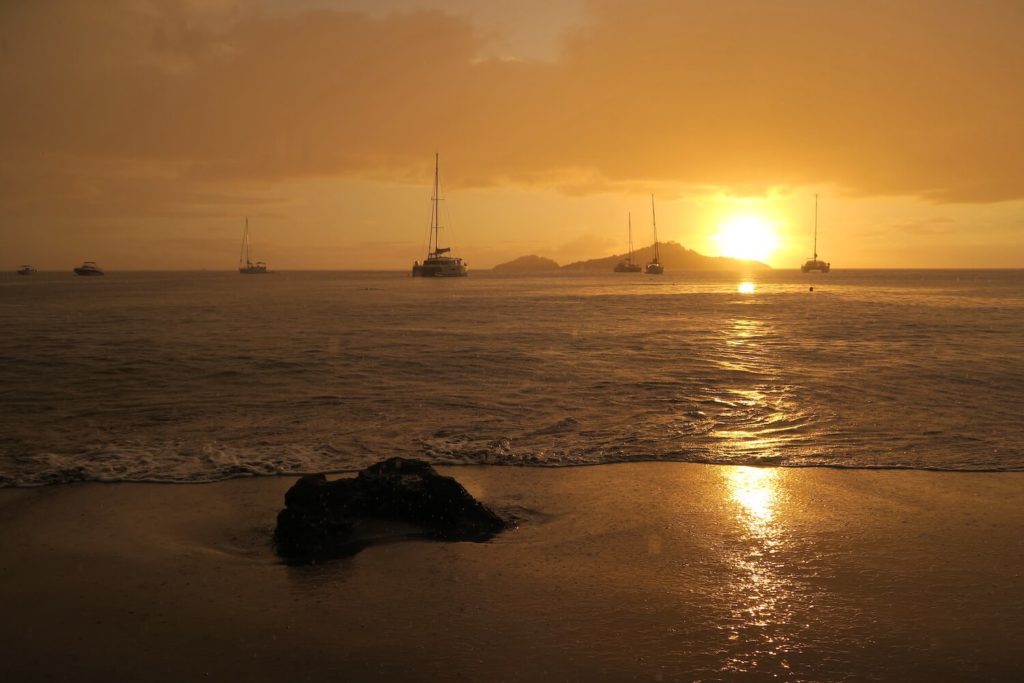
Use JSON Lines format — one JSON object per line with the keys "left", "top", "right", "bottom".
{"left": 628, "top": 212, "right": 633, "bottom": 264}
{"left": 651, "top": 194, "right": 660, "bottom": 262}
{"left": 239, "top": 217, "right": 249, "bottom": 268}
{"left": 430, "top": 153, "right": 441, "bottom": 257}
{"left": 813, "top": 193, "right": 819, "bottom": 261}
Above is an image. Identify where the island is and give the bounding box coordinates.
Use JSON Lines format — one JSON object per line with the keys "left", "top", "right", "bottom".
{"left": 491, "top": 254, "right": 562, "bottom": 272}
{"left": 492, "top": 242, "right": 770, "bottom": 272}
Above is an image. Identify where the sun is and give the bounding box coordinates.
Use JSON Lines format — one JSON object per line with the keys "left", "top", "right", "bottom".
{"left": 714, "top": 214, "right": 779, "bottom": 263}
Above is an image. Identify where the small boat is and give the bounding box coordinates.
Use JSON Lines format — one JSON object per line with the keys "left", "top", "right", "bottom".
{"left": 73, "top": 261, "right": 104, "bottom": 276}
{"left": 412, "top": 154, "right": 468, "bottom": 277}
{"left": 238, "top": 217, "right": 269, "bottom": 274}
{"left": 16, "top": 265, "right": 36, "bottom": 275}
{"left": 801, "top": 194, "right": 831, "bottom": 273}
{"left": 645, "top": 195, "right": 664, "bottom": 275}
{"left": 614, "top": 213, "right": 642, "bottom": 272}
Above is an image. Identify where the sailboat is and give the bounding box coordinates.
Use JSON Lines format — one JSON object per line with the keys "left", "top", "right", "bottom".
{"left": 412, "top": 154, "right": 468, "bottom": 277}
{"left": 801, "top": 194, "right": 831, "bottom": 273}
{"left": 238, "top": 217, "right": 268, "bottom": 274}
{"left": 614, "top": 213, "right": 642, "bottom": 272}
{"left": 645, "top": 195, "right": 664, "bottom": 275}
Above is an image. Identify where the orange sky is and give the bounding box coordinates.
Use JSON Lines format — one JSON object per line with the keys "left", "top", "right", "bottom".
{"left": 1, "top": 0, "right": 1022, "bottom": 269}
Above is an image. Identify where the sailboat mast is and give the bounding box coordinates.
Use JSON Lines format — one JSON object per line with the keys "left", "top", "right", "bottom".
{"left": 628, "top": 212, "right": 633, "bottom": 263}
{"left": 651, "top": 194, "right": 660, "bottom": 261}
{"left": 813, "top": 193, "right": 819, "bottom": 260}
{"left": 239, "top": 217, "right": 249, "bottom": 268}
{"left": 430, "top": 153, "right": 440, "bottom": 256}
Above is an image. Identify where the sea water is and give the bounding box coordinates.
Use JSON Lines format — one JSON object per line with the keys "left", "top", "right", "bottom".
{"left": 1, "top": 269, "right": 1021, "bottom": 486}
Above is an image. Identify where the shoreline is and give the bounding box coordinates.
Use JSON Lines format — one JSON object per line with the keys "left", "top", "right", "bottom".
{"left": 6, "top": 457, "right": 1024, "bottom": 491}
{"left": 3, "top": 463, "right": 1023, "bottom": 681}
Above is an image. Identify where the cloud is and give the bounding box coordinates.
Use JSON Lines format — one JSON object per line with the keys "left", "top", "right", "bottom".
{"left": 855, "top": 217, "right": 957, "bottom": 238}
{"left": 1, "top": 0, "right": 1023, "bottom": 215}
{"left": 272, "top": 0, "right": 587, "bottom": 61}
{"left": 548, "top": 230, "right": 618, "bottom": 262}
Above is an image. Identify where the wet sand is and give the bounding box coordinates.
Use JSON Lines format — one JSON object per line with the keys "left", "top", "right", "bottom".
{"left": 1, "top": 464, "right": 1022, "bottom": 681}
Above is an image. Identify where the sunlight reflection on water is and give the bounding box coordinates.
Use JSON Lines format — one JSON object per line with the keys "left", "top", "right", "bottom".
{"left": 720, "top": 466, "right": 799, "bottom": 676}
{"left": 708, "top": 317, "right": 811, "bottom": 463}
{"left": 729, "top": 466, "right": 778, "bottom": 528}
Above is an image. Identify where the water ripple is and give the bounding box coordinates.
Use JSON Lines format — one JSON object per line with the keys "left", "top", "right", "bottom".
{"left": 1, "top": 269, "right": 1022, "bottom": 485}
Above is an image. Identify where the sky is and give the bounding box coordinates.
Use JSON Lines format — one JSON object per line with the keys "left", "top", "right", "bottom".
{"left": 1, "top": 0, "right": 1022, "bottom": 270}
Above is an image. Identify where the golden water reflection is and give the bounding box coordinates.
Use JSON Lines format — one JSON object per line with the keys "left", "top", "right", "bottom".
{"left": 721, "top": 466, "right": 796, "bottom": 676}
{"left": 728, "top": 466, "right": 779, "bottom": 530}
{"left": 727, "top": 317, "right": 762, "bottom": 342}
{"left": 712, "top": 317, "right": 805, "bottom": 462}
{"left": 738, "top": 281, "right": 756, "bottom": 294}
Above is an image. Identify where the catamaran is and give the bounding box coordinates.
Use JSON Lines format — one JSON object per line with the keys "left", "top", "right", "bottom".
{"left": 614, "top": 213, "right": 642, "bottom": 272}
{"left": 801, "top": 194, "right": 831, "bottom": 273}
{"left": 16, "top": 265, "right": 36, "bottom": 275}
{"left": 412, "top": 154, "right": 468, "bottom": 277}
{"left": 645, "top": 195, "right": 664, "bottom": 275}
{"left": 238, "top": 217, "right": 268, "bottom": 274}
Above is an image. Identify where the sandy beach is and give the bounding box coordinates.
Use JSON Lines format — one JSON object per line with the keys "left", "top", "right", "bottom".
{"left": 2, "top": 464, "right": 1022, "bottom": 682}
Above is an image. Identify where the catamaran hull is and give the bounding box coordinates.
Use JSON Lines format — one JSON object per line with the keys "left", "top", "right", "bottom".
{"left": 412, "top": 264, "right": 468, "bottom": 277}
{"left": 645, "top": 264, "right": 664, "bottom": 275}
{"left": 801, "top": 261, "right": 831, "bottom": 273}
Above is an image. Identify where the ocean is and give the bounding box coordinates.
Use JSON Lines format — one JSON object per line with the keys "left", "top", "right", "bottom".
{"left": 1, "top": 269, "right": 1021, "bottom": 486}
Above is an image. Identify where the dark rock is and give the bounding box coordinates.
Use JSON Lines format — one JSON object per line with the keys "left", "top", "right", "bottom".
{"left": 275, "top": 457, "right": 510, "bottom": 561}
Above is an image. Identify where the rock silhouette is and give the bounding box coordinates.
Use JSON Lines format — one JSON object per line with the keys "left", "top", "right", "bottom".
{"left": 275, "top": 457, "right": 509, "bottom": 561}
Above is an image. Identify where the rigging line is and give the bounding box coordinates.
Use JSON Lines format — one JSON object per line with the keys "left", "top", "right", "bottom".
{"left": 441, "top": 190, "right": 459, "bottom": 254}
{"left": 239, "top": 216, "right": 249, "bottom": 267}
{"left": 424, "top": 178, "right": 435, "bottom": 255}
{"left": 421, "top": 156, "right": 438, "bottom": 257}
{"left": 421, "top": 196, "right": 433, "bottom": 258}
{"left": 436, "top": 155, "right": 463, "bottom": 255}
{"left": 813, "top": 192, "right": 819, "bottom": 260}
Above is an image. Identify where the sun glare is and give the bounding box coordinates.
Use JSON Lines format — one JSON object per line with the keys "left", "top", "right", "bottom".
{"left": 714, "top": 215, "right": 779, "bottom": 263}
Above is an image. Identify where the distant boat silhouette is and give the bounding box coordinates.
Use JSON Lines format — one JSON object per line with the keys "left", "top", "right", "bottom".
{"left": 645, "top": 195, "right": 664, "bottom": 275}
{"left": 801, "top": 194, "right": 830, "bottom": 273}
{"left": 73, "top": 261, "right": 104, "bottom": 276}
{"left": 412, "top": 154, "right": 468, "bottom": 277}
{"left": 614, "top": 213, "right": 642, "bottom": 272}
{"left": 16, "top": 265, "right": 36, "bottom": 275}
{"left": 238, "top": 217, "right": 269, "bottom": 274}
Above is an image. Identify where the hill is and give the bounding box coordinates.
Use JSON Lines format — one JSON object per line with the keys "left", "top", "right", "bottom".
{"left": 491, "top": 255, "right": 561, "bottom": 272}
{"left": 561, "top": 242, "right": 770, "bottom": 272}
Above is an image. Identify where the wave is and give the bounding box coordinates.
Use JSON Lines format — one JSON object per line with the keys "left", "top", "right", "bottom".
{"left": 3, "top": 441, "right": 1022, "bottom": 488}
